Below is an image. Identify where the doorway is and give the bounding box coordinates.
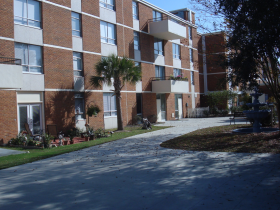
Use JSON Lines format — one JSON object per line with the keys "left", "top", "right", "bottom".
{"left": 175, "top": 94, "right": 183, "bottom": 119}
{"left": 18, "top": 104, "right": 42, "bottom": 134}
{"left": 156, "top": 94, "right": 166, "bottom": 121}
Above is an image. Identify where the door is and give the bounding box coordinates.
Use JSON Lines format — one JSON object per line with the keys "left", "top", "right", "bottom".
{"left": 178, "top": 97, "right": 183, "bottom": 119}
{"left": 175, "top": 94, "right": 183, "bottom": 119}
{"left": 156, "top": 94, "right": 166, "bottom": 122}
{"left": 18, "top": 104, "right": 42, "bottom": 134}
{"left": 156, "top": 99, "right": 161, "bottom": 121}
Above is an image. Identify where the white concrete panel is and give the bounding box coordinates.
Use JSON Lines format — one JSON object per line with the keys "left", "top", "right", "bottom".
{"left": 133, "top": 19, "right": 139, "bottom": 31}
{"left": 0, "top": 64, "right": 23, "bottom": 89}
{"left": 136, "top": 81, "right": 142, "bottom": 92}
{"left": 72, "top": 36, "right": 83, "bottom": 52}
{"left": 149, "top": 20, "right": 186, "bottom": 40}
{"left": 21, "top": 74, "right": 45, "bottom": 91}
{"left": 189, "top": 39, "right": 193, "bottom": 47}
{"left": 190, "top": 61, "right": 194, "bottom": 70}
{"left": 172, "top": 39, "right": 181, "bottom": 44}
{"left": 104, "top": 117, "right": 118, "bottom": 129}
{"left": 154, "top": 54, "right": 165, "bottom": 66}
{"left": 103, "top": 78, "right": 114, "bottom": 91}
{"left": 74, "top": 77, "right": 84, "bottom": 91}
{"left": 100, "top": 7, "right": 116, "bottom": 24}
{"left": 173, "top": 59, "right": 181, "bottom": 69}
{"left": 76, "top": 118, "right": 86, "bottom": 131}
{"left": 71, "top": 0, "right": 81, "bottom": 13}
{"left": 17, "top": 92, "right": 42, "bottom": 103}
{"left": 101, "top": 43, "right": 118, "bottom": 56}
{"left": 14, "top": 25, "right": 43, "bottom": 46}
{"left": 152, "top": 80, "right": 189, "bottom": 93}
{"left": 134, "top": 50, "right": 141, "bottom": 62}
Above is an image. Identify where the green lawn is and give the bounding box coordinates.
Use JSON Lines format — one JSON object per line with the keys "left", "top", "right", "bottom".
{"left": 161, "top": 124, "right": 280, "bottom": 154}
{"left": 0, "top": 125, "right": 169, "bottom": 170}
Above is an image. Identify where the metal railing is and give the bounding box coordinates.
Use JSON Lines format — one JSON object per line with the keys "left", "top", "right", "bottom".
{"left": 151, "top": 76, "right": 188, "bottom": 81}
{"left": 148, "top": 16, "right": 186, "bottom": 27}
{"left": 188, "top": 107, "right": 210, "bottom": 118}
{"left": 0, "top": 57, "right": 21, "bottom": 65}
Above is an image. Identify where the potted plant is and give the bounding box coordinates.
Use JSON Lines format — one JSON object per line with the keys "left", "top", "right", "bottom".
{"left": 43, "top": 133, "right": 54, "bottom": 148}
{"left": 84, "top": 134, "right": 89, "bottom": 141}
{"left": 87, "top": 105, "right": 101, "bottom": 117}
{"left": 87, "top": 127, "right": 95, "bottom": 140}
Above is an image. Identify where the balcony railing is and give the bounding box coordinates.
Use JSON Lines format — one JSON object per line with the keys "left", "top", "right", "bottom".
{"left": 149, "top": 16, "right": 186, "bottom": 26}
{"left": 151, "top": 76, "right": 188, "bottom": 81}
{"left": 0, "top": 57, "right": 21, "bottom": 65}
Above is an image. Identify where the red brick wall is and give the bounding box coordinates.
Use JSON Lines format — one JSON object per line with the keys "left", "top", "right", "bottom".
{"left": 183, "top": 93, "right": 191, "bottom": 117}
{"left": 199, "top": 74, "right": 205, "bottom": 94}
{"left": 165, "top": 67, "right": 173, "bottom": 78}
{"left": 48, "top": 0, "right": 71, "bottom": 7}
{"left": 198, "top": 53, "right": 203, "bottom": 74}
{"left": 181, "top": 27, "right": 189, "bottom": 46}
{"left": 141, "top": 63, "right": 154, "bottom": 91}
{"left": 0, "top": 90, "right": 18, "bottom": 144}
{"left": 0, "top": 40, "right": 14, "bottom": 57}
{"left": 206, "top": 53, "right": 226, "bottom": 73}
{"left": 0, "top": 0, "right": 14, "bottom": 38}
{"left": 82, "top": 0, "right": 99, "bottom": 16}
{"left": 194, "top": 71, "right": 200, "bottom": 93}
{"left": 86, "top": 92, "right": 104, "bottom": 129}
{"left": 193, "top": 49, "right": 199, "bottom": 70}
{"left": 140, "top": 33, "right": 154, "bottom": 62}
{"left": 166, "top": 93, "right": 175, "bottom": 120}
{"left": 191, "top": 12, "right": 195, "bottom": 24}
{"left": 44, "top": 91, "right": 76, "bottom": 133}
{"left": 83, "top": 53, "right": 102, "bottom": 90}
{"left": 117, "top": 26, "right": 134, "bottom": 58}
{"left": 139, "top": 3, "right": 153, "bottom": 32}
{"left": 164, "top": 41, "right": 173, "bottom": 66}
{"left": 181, "top": 47, "right": 190, "bottom": 69}
{"left": 43, "top": 47, "right": 73, "bottom": 89}
{"left": 207, "top": 74, "right": 227, "bottom": 91}
{"left": 82, "top": 15, "right": 101, "bottom": 53}
{"left": 121, "top": 92, "right": 137, "bottom": 125}
{"left": 205, "top": 33, "right": 226, "bottom": 54}
{"left": 142, "top": 93, "right": 157, "bottom": 122}
{"left": 116, "top": 0, "right": 133, "bottom": 28}
{"left": 192, "top": 28, "right": 199, "bottom": 49}
{"left": 42, "top": 3, "right": 72, "bottom": 48}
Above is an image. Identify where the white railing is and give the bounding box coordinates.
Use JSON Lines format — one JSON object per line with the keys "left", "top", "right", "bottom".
{"left": 188, "top": 107, "right": 209, "bottom": 118}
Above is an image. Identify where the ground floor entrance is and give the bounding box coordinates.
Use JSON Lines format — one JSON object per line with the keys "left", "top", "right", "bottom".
{"left": 18, "top": 104, "right": 42, "bottom": 134}
{"left": 156, "top": 94, "right": 166, "bottom": 122}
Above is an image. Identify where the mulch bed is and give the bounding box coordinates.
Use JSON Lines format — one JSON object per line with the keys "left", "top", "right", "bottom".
{"left": 160, "top": 124, "right": 280, "bottom": 154}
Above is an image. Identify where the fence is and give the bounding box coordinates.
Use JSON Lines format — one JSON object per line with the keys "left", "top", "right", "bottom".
{"left": 188, "top": 107, "right": 209, "bottom": 118}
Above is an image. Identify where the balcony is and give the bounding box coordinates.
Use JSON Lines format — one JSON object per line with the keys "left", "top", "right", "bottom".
{"left": 0, "top": 57, "right": 23, "bottom": 89}
{"left": 149, "top": 17, "right": 187, "bottom": 40}
{"left": 152, "top": 76, "right": 189, "bottom": 93}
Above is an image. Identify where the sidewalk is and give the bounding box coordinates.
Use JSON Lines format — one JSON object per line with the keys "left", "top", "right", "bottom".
{"left": 0, "top": 117, "right": 279, "bottom": 210}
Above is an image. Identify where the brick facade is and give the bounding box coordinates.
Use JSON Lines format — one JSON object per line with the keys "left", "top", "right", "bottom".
{"left": 82, "top": 15, "right": 101, "bottom": 53}
{"left": 0, "top": 0, "right": 14, "bottom": 38}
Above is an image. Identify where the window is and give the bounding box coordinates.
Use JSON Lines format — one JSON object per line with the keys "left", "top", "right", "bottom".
{"left": 100, "top": 0, "right": 114, "bottom": 10}
{"left": 154, "top": 38, "right": 163, "bottom": 55}
{"left": 191, "top": 71, "right": 194, "bottom": 85}
{"left": 189, "top": 26, "right": 192, "bottom": 40}
{"left": 190, "top": 48, "right": 193, "bottom": 62}
{"left": 75, "top": 93, "right": 85, "bottom": 120}
{"left": 14, "top": 0, "right": 41, "bottom": 28}
{"left": 73, "top": 52, "right": 83, "bottom": 76}
{"left": 72, "top": 12, "right": 81, "bottom": 37}
{"left": 103, "top": 93, "right": 117, "bottom": 117}
{"left": 173, "top": 43, "right": 180, "bottom": 59}
{"left": 134, "top": 31, "right": 140, "bottom": 50}
{"left": 132, "top": 1, "right": 138, "bottom": 20}
{"left": 173, "top": 68, "right": 182, "bottom": 77}
{"left": 153, "top": 10, "right": 162, "bottom": 22}
{"left": 100, "top": 21, "right": 116, "bottom": 45}
{"left": 155, "top": 66, "right": 165, "bottom": 80}
{"left": 175, "top": 11, "right": 185, "bottom": 19}
{"left": 15, "top": 43, "right": 42, "bottom": 73}
{"left": 136, "top": 93, "right": 142, "bottom": 115}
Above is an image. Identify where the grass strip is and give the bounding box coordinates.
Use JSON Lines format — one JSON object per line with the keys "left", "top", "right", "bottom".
{"left": 161, "top": 124, "right": 280, "bottom": 154}
{"left": 0, "top": 125, "right": 169, "bottom": 170}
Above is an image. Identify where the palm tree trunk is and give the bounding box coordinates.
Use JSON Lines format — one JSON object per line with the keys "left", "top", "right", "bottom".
{"left": 116, "top": 91, "right": 124, "bottom": 130}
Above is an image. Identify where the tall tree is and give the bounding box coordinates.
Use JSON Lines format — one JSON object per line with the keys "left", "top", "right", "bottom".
{"left": 90, "top": 54, "right": 141, "bottom": 130}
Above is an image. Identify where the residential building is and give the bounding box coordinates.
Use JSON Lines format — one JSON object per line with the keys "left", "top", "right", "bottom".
{"left": 0, "top": 0, "right": 200, "bottom": 144}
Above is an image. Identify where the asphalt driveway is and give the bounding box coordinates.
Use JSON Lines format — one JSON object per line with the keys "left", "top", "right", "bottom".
{"left": 0, "top": 117, "right": 279, "bottom": 210}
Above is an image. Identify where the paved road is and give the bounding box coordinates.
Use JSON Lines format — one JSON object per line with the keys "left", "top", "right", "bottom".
{"left": 0, "top": 117, "right": 279, "bottom": 210}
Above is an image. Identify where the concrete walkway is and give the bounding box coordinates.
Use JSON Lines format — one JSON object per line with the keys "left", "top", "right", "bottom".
{"left": 0, "top": 117, "right": 280, "bottom": 210}
{"left": 0, "top": 148, "right": 25, "bottom": 157}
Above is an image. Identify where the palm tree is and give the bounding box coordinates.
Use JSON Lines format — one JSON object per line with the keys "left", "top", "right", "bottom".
{"left": 90, "top": 54, "right": 141, "bottom": 130}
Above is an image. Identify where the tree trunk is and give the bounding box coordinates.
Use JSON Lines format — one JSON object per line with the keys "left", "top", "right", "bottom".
{"left": 276, "top": 104, "right": 280, "bottom": 132}
{"left": 115, "top": 90, "right": 124, "bottom": 130}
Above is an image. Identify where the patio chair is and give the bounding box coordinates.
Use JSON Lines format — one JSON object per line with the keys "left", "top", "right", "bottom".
{"left": 46, "top": 124, "right": 59, "bottom": 140}
{"left": 24, "top": 123, "right": 41, "bottom": 139}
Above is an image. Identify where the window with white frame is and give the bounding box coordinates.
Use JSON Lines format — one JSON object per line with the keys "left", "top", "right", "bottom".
{"left": 191, "top": 71, "right": 194, "bottom": 85}
{"left": 155, "top": 65, "right": 165, "bottom": 80}
{"left": 103, "top": 93, "right": 117, "bottom": 117}
{"left": 134, "top": 31, "right": 140, "bottom": 50}
{"left": 154, "top": 38, "right": 163, "bottom": 55}
{"left": 132, "top": 1, "right": 138, "bottom": 20}
{"left": 75, "top": 93, "right": 85, "bottom": 119}
{"left": 100, "top": 0, "right": 114, "bottom": 10}
{"left": 173, "top": 43, "right": 180, "bottom": 59}
{"left": 73, "top": 52, "right": 83, "bottom": 77}
{"left": 173, "top": 68, "right": 182, "bottom": 77}
{"left": 15, "top": 43, "right": 42, "bottom": 73}
{"left": 14, "top": 0, "right": 41, "bottom": 28}
{"left": 189, "top": 48, "right": 193, "bottom": 62}
{"left": 153, "top": 10, "right": 162, "bottom": 22}
{"left": 189, "top": 26, "right": 192, "bottom": 40}
{"left": 72, "top": 12, "right": 81, "bottom": 37}
{"left": 100, "top": 21, "right": 116, "bottom": 45}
